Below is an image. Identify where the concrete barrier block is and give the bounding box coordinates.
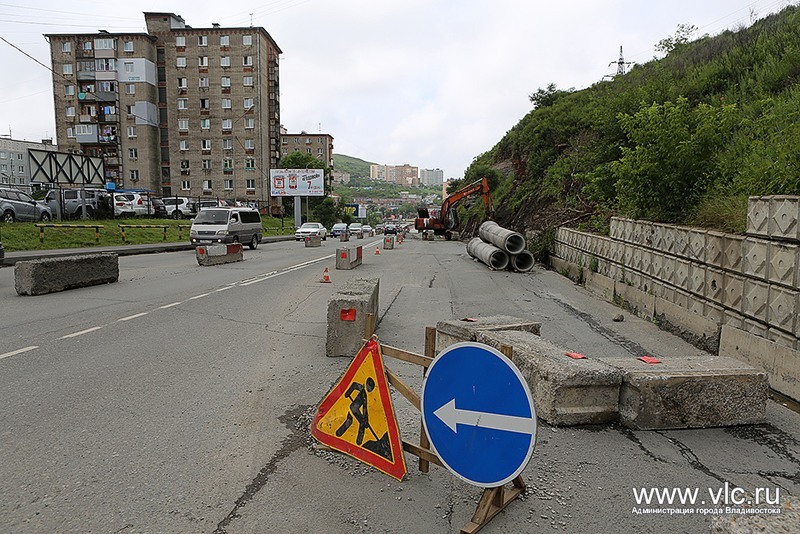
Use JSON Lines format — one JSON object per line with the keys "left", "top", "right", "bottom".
{"left": 605, "top": 354, "right": 768, "bottom": 429}
{"left": 339, "top": 233, "right": 350, "bottom": 242}
{"left": 742, "top": 278, "right": 769, "bottom": 323}
{"left": 609, "top": 217, "right": 624, "bottom": 240}
{"left": 723, "top": 272, "right": 745, "bottom": 311}
{"left": 654, "top": 295, "right": 721, "bottom": 355}
{"left": 674, "top": 258, "right": 691, "bottom": 292}
{"left": 688, "top": 263, "right": 707, "bottom": 296}
{"left": 15, "top": 253, "right": 119, "bottom": 296}
{"left": 722, "top": 234, "right": 744, "bottom": 273}
{"left": 687, "top": 229, "right": 707, "bottom": 263}
{"left": 196, "top": 243, "right": 243, "bottom": 266}
{"left": 325, "top": 278, "right": 380, "bottom": 357}
{"left": 769, "top": 195, "right": 800, "bottom": 241}
{"left": 477, "top": 330, "right": 622, "bottom": 426}
{"left": 768, "top": 328, "right": 797, "bottom": 350}
{"left": 615, "top": 281, "right": 655, "bottom": 320}
{"left": 705, "top": 267, "right": 725, "bottom": 305}
{"left": 743, "top": 237, "right": 769, "bottom": 281}
{"left": 383, "top": 236, "right": 394, "bottom": 250}
{"left": 706, "top": 231, "right": 725, "bottom": 269}
{"left": 304, "top": 236, "right": 321, "bottom": 247}
{"left": 747, "top": 195, "right": 771, "bottom": 237}
{"left": 436, "top": 315, "right": 542, "bottom": 353}
{"left": 651, "top": 223, "right": 667, "bottom": 252}
{"left": 335, "top": 246, "right": 363, "bottom": 270}
{"left": 767, "top": 285, "right": 798, "bottom": 334}
{"left": 768, "top": 241, "right": 798, "bottom": 288}
{"left": 585, "top": 270, "right": 614, "bottom": 300}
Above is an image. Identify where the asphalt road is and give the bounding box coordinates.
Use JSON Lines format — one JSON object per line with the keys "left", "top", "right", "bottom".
{"left": 1, "top": 236, "right": 798, "bottom": 533}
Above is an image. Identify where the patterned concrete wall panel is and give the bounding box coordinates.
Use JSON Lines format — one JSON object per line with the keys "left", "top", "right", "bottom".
{"left": 747, "top": 196, "right": 771, "bottom": 237}
{"left": 622, "top": 219, "right": 634, "bottom": 243}
{"left": 607, "top": 263, "right": 621, "bottom": 281}
{"left": 742, "top": 237, "right": 770, "bottom": 281}
{"left": 742, "top": 278, "right": 770, "bottom": 323}
{"left": 688, "top": 293, "right": 705, "bottom": 316}
{"left": 744, "top": 318, "right": 769, "bottom": 338}
{"left": 687, "top": 229, "right": 707, "bottom": 263}
{"left": 609, "top": 217, "right": 623, "bottom": 240}
{"left": 706, "top": 231, "right": 726, "bottom": 270}
{"left": 630, "top": 221, "right": 643, "bottom": 247}
{"left": 767, "top": 285, "right": 798, "bottom": 334}
{"left": 641, "top": 250, "right": 654, "bottom": 277}
{"left": 723, "top": 310, "right": 745, "bottom": 329}
{"left": 675, "top": 258, "right": 692, "bottom": 292}
{"left": 689, "top": 264, "right": 707, "bottom": 296}
{"left": 768, "top": 242, "right": 798, "bottom": 288}
{"left": 769, "top": 196, "right": 800, "bottom": 241}
{"left": 626, "top": 271, "right": 643, "bottom": 290}
{"left": 650, "top": 251, "right": 664, "bottom": 279}
{"left": 660, "top": 225, "right": 677, "bottom": 255}
{"left": 597, "top": 237, "right": 611, "bottom": 261}
{"left": 555, "top": 227, "right": 565, "bottom": 243}
{"left": 767, "top": 328, "right": 797, "bottom": 350}
{"left": 631, "top": 245, "right": 644, "bottom": 273}
{"left": 705, "top": 267, "right": 725, "bottom": 305}
{"left": 640, "top": 222, "right": 655, "bottom": 248}
{"left": 706, "top": 303, "right": 725, "bottom": 325}
{"left": 723, "top": 272, "right": 745, "bottom": 310}
{"left": 673, "top": 227, "right": 690, "bottom": 258}
{"left": 649, "top": 223, "right": 664, "bottom": 252}
{"left": 722, "top": 235, "right": 744, "bottom": 273}
{"left": 623, "top": 244, "right": 634, "bottom": 268}
{"left": 672, "top": 288, "right": 690, "bottom": 309}
{"left": 662, "top": 256, "right": 677, "bottom": 285}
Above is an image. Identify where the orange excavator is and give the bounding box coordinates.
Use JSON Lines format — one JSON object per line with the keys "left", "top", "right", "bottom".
{"left": 414, "top": 177, "right": 493, "bottom": 240}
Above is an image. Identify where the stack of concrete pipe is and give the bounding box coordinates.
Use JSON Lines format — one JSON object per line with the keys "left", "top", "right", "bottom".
{"left": 466, "top": 221, "right": 535, "bottom": 273}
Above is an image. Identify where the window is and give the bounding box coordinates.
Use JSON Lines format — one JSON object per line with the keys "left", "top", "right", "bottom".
{"left": 318, "top": 148, "right": 324, "bottom": 155}
{"left": 177, "top": 98, "right": 188, "bottom": 110}
{"left": 95, "top": 38, "right": 116, "bottom": 50}
{"left": 126, "top": 105, "right": 134, "bottom": 114}
{"left": 221, "top": 98, "right": 232, "bottom": 109}
{"left": 220, "top": 56, "right": 230, "bottom": 67}
{"left": 245, "top": 139, "right": 255, "bottom": 149}
{"left": 180, "top": 140, "right": 188, "bottom": 151}
{"left": 199, "top": 77, "right": 209, "bottom": 88}
{"left": 176, "top": 57, "right": 186, "bottom": 68}
{"left": 177, "top": 78, "right": 187, "bottom": 89}
{"left": 124, "top": 41, "right": 134, "bottom": 52}
{"left": 178, "top": 119, "right": 189, "bottom": 130}
{"left": 123, "top": 62, "right": 134, "bottom": 73}
{"left": 198, "top": 56, "right": 208, "bottom": 67}
{"left": 95, "top": 58, "right": 116, "bottom": 71}
{"left": 65, "top": 85, "right": 75, "bottom": 96}
{"left": 224, "top": 179, "right": 233, "bottom": 190}
{"left": 200, "top": 159, "right": 211, "bottom": 170}
{"left": 220, "top": 35, "right": 230, "bottom": 46}
{"left": 130, "top": 170, "right": 139, "bottom": 181}
{"left": 67, "top": 127, "right": 75, "bottom": 138}
{"left": 282, "top": 148, "right": 288, "bottom": 155}
{"left": 129, "top": 148, "right": 138, "bottom": 158}
{"left": 82, "top": 40, "right": 93, "bottom": 51}
{"left": 223, "top": 158, "right": 233, "bottom": 170}
{"left": 244, "top": 98, "right": 254, "bottom": 109}
{"left": 243, "top": 76, "right": 253, "bottom": 86}
{"left": 127, "top": 126, "right": 136, "bottom": 138}
{"left": 200, "top": 98, "right": 209, "bottom": 109}
{"left": 223, "top": 138, "right": 233, "bottom": 150}
{"left": 244, "top": 118, "right": 254, "bottom": 129}
{"left": 66, "top": 106, "right": 75, "bottom": 117}
{"left": 198, "top": 36, "right": 208, "bottom": 47}
{"left": 246, "top": 179, "right": 256, "bottom": 190}
{"left": 202, "top": 179, "right": 212, "bottom": 190}
{"left": 176, "top": 36, "right": 186, "bottom": 47}
{"left": 306, "top": 148, "right": 312, "bottom": 154}
{"left": 180, "top": 160, "right": 190, "bottom": 169}
{"left": 222, "top": 119, "right": 232, "bottom": 130}
{"left": 126, "top": 84, "right": 135, "bottom": 95}
{"left": 243, "top": 35, "right": 252, "bottom": 46}
{"left": 99, "top": 81, "right": 115, "bottom": 92}
{"left": 245, "top": 158, "right": 255, "bottom": 170}
{"left": 201, "top": 139, "right": 212, "bottom": 150}
{"left": 63, "top": 64, "right": 73, "bottom": 75}
{"left": 181, "top": 180, "right": 190, "bottom": 190}
{"left": 61, "top": 42, "right": 71, "bottom": 53}
{"left": 200, "top": 119, "right": 210, "bottom": 130}
{"left": 220, "top": 76, "right": 231, "bottom": 87}
{"left": 243, "top": 56, "right": 253, "bottom": 67}
{"left": 75, "top": 124, "right": 92, "bottom": 135}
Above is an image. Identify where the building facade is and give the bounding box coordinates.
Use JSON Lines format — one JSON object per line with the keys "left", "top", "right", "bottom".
{"left": 280, "top": 132, "right": 334, "bottom": 169}
{"left": 369, "top": 163, "right": 419, "bottom": 186}
{"left": 0, "top": 137, "right": 58, "bottom": 190}
{"left": 419, "top": 168, "right": 444, "bottom": 187}
{"left": 46, "top": 12, "right": 281, "bottom": 212}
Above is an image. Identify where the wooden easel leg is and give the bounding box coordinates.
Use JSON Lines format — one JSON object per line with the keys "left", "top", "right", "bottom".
{"left": 419, "top": 326, "right": 437, "bottom": 473}
{"left": 460, "top": 476, "right": 526, "bottom": 534}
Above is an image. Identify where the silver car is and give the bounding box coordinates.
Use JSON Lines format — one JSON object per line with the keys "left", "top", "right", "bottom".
{"left": 0, "top": 186, "right": 52, "bottom": 222}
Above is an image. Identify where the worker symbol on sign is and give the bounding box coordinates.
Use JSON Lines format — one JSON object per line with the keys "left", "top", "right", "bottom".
{"left": 335, "top": 377, "right": 393, "bottom": 461}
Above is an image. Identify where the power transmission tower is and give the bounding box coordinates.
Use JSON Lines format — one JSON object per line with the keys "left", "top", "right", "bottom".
{"left": 605, "top": 46, "right": 635, "bottom": 79}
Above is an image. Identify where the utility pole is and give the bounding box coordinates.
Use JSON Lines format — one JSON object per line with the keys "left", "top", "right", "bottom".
{"left": 610, "top": 45, "right": 634, "bottom": 76}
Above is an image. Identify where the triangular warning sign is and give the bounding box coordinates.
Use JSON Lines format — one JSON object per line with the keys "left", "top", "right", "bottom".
{"left": 311, "top": 338, "right": 407, "bottom": 481}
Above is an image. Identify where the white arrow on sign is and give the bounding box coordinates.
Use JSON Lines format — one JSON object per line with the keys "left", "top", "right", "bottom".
{"left": 433, "top": 399, "right": 536, "bottom": 435}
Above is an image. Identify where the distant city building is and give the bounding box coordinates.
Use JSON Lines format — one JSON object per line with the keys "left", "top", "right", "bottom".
{"left": 419, "top": 168, "right": 444, "bottom": 187}
{"left": 370, "top": 163, "right": 418, "bottom": 186}
{"left": 0, "top": 137, "right": 58, "bottom": 190}
{"left": 331, "top": 170, "right": 350, "bottom": 184}
{"left": 46, "top": 12, "right": 282, "bottom": 212}
{"left": 369, "top": 164, "right": 387, "bottom": 181}
{"left": 280, "top": 132, "right": 334, "bottom": 169}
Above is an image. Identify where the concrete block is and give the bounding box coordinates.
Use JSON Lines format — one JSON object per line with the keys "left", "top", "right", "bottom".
{"left": 768, "top": 328, "right": 797, "bottom": 350}
{"left": 742, "top": 278, "right": 769, "bottom": 323}
{"left": 688, "top": 263, "right": 706, "bottom": 296}
{"left": 609, "top": 217, "right": 623, "bottom": 240}
{"left": 335, "top": 245, "right": 363, "bottom": 270}
{"left": 654, "top": 295, "right": 721, "bottom": 355}
{"left": 722, "top": 234, "right": 744, "bottom": 273}
{"left": 723, "top": 272, "right": 744, "bottom": 311}
{"left": 769, "top": 195, "right": 800, "bottom": 241}
{"left": 14, "top": 254, "right": 119, "bottom": 296}
{"left": 435, "top": 315, "right": 542, "bottom": 353}
{"left": 674, "top": 258, "right": 691, "bottom": 292}
{"left": 585, "top": 270, "right": 614, "bottom": 301}
{"left": 706, "top": 231, "right": 725, "bottom": 269}
{"left": 720, "top": 325, "right": 800, "bottom": 401}
{"left": 743, "top": 318, "right": 769, "bottom": 338}
{"left": 687, "top": 229, "right": 707, "bottom": 263}
{"left": 747, "top": 196, "right": 771, "bottom": 237}
{"left": 673, "top": 227, "right": 690, "bottom": 258}
{"left": 768, "top": 241, "right": 798, "bottom": 288}
{"left": 651, "top": 223, "right": 667, "bottom": 252}
{"left": 196, "top": 243, "right": 243, "bottom": 266}
{"left": 604, "top": 354, "right": 768, "bottom": 429}
{"left": 304, "top": 235, "right": 321, "bottom": 247}
{"left": 767, "top": 285, "right": 798, "bottom": 335}
{"left": 339, "top": 232, "right": 350, "bottom": 242}
{"left": 705, "top": 267, "right": 725, "bottom": 305}
{"left": 382, "top": 236, "right": 394, "bottom": 250}
{"left": 476, "top": 330, "right": 622, "bottom": 425}
{"left": 325, "top": 278, "right": 380, "bottom": 357}
{"left": 615, "top": 281, "right": 655, "bottom": 320}
{"left": 650, "top": 251, "right": 664, "bottom": 279}
{"left": 742, "top": 237, "right": 769, "bottom": 281}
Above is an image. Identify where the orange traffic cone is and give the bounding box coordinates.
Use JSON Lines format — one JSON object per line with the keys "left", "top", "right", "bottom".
{"left": 321, "top": 267, "right": 331, "bottom": 283}
{"left": 374, "top": 247, "right": 381, "bottom": 255}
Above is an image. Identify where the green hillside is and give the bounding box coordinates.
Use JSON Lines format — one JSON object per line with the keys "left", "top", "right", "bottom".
{"left": 464, "top": 5, "right": 800, "bottom": 236}
{"left": 333, "top": 154, "right": 375, "bottom": 179}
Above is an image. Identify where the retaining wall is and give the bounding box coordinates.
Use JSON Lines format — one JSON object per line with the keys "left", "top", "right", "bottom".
{"left": 551, "top": 195, "right": 800, "bottom": 401}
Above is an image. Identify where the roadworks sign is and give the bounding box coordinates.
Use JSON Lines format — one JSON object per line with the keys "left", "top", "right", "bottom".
{"left": 311, "top": 338, "right": 407, "bottom": 480}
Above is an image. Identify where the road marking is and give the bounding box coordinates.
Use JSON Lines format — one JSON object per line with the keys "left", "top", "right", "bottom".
{"left": 433, "top": 398, "right": 536, "bottom": 435}
{"left": 189, "top": 292, "right": 210, "bottom": 300}
{"left": 118, "top": 312, "right": 149, "bottom": 322}
{"left": 239, "top": 257, "right": 334, "bottom": 286}
{"left": 159, "top": 302, "right": 182, "bottom": 309}
{"left": 0, "top": 346, "right": 39, "bottom": 361}
{"left": 61, "top": 326, "right": 103, "bottom": 339}
{"left": 214, "top": 286, "right": 234, "bottom": 292}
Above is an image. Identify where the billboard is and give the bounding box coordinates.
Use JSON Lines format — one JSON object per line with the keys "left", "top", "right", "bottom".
{"left": 270, "top": 168, "right": 325, "bottom": 197}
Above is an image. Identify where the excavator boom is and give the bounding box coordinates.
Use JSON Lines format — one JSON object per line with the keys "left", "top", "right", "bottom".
{"left": 415, "top": 177, "right": 492, "bottom": 238}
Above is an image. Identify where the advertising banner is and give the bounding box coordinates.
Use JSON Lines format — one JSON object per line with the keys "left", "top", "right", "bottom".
{"left": 270, "top": 169, "right": 325, "bottom": 197}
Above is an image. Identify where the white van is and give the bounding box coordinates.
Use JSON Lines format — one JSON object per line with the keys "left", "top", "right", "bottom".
{"left": 189, "top": 207, "right": 263, "bottom": 249}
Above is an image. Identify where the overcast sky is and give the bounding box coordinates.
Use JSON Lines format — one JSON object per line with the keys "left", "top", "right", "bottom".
{"left": 0, "top": 0, "right": 793, "bottom": 179}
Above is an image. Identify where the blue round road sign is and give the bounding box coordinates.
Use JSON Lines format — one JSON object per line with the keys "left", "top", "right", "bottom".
{"left": 421, "top": 342, "right": 537, "bottom": 488}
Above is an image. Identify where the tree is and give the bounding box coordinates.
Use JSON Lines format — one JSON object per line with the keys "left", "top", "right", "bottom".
{"left": 655, "top": 24, "right": 698, "bottom": 56}
{"left": 528, "top": 83, "right": 574, "bottom": 109}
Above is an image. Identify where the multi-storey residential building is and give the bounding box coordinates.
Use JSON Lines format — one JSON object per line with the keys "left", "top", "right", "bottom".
{"left": 0, "top": 137, "right": 58, "bottom": 190}
{"left": 369, "top": 164, "right": 387, "bottom": 181}
{"left": 370, "top": 163, "right": 419, "bottom": 186}
{"left": 419, "top": 168, "right": 444, "bottom": 187}
{"left": 46, "top": 12, "right": 282, "bottom": 213}
{"left": 280, "top": 132, "right": 334, "bottom": 169}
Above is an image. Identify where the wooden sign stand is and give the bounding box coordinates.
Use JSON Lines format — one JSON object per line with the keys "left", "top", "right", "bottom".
{"left": 363, "top": 315, "right": 527, "bottom": 534}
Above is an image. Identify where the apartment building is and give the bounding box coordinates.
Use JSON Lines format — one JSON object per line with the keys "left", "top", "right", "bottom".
{"left": 46, "top": 12, "right": 281, "bottom": 212}
{"left": 419, "top": 168, "right": 444, "bottom": 187}
{"left": 280, "top": 132, "right": 334, "bottom": 169}
{"left": 0, "top": 137, "right": 58, "bottom": 190}
{"left": 369, "top": 164, "right": 419, "bottom": 186}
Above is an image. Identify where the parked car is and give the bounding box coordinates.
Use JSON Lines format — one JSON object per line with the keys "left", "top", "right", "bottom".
{"left": 151, "top": 197, "right": 168, "bottom": 218}
{"left": 330, "top": 222, "right": 349, "bottom": 238}
{"left": 0, "top": 186, "right": 52, "bottom": 222}
{"left": 375, "top": 224, "right": 384, "bottom": 234}
{"left": 348, "top": 222, "right": 364, "bottom": 238}
{"left": 190, "top": 207, "right": 262, "bottom": 249}
{"left": 43, "top": 188, "right": 101, "bottom": 219}
{"left": 162, "top": 197, "right": 196, "bottom": 218}
{"left": 295, "top": 222, "right": 327, "bottom": 241}
{"left": 362, "top": 224, "right": 374, "bottom": 237}
{"left": 384, "top": 223, "right": 398, "bottom": 235}
{"left": 113, "top": 193, "right": 136, "bottom": 217}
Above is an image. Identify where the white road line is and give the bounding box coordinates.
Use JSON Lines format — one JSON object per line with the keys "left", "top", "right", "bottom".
{"left": 214, "top": 286, "right": 234, "bottom": 292}
{"left": 0, "top": 346, "right": 39, "bottom": 361}
{"left": 118, "top": 312, "right": 149, "bottom": 322}
{"left": 61, "top": 326, "right": 103, "bottom": 339}
{"left": 189, "top": 293, "right": 210, "bottom": 300}
{"left": 159, "top": 302, "right": 182, "bottom": 309}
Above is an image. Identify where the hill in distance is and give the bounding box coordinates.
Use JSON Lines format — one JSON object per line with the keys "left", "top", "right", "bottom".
{"left": 333, "top": 154, "right": 375, "bottom": 179}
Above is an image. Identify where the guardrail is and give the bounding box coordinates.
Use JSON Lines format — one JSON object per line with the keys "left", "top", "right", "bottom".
{"left": 35, "top": 224, "right": 104, "bottom": 243}
{"left": 119, "top": 224, "right": 169, "bottom": 242}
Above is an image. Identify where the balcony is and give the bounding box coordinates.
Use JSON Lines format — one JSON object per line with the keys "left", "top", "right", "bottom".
{"left": 77, "top": 70, "right": 96, "bottom": 81}
{"left": 79, "top": 114, "right": 96, "bottom": 123}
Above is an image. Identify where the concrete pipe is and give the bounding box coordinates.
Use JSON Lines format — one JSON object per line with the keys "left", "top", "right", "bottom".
{"left": 467, "top": 238, "right": 509, "bottom": 271}
{"left": 510, "top": 250, "right": 535, "bottom": 273}
{"left": 479, "top": 221, "right": 526, "bottom": 255}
